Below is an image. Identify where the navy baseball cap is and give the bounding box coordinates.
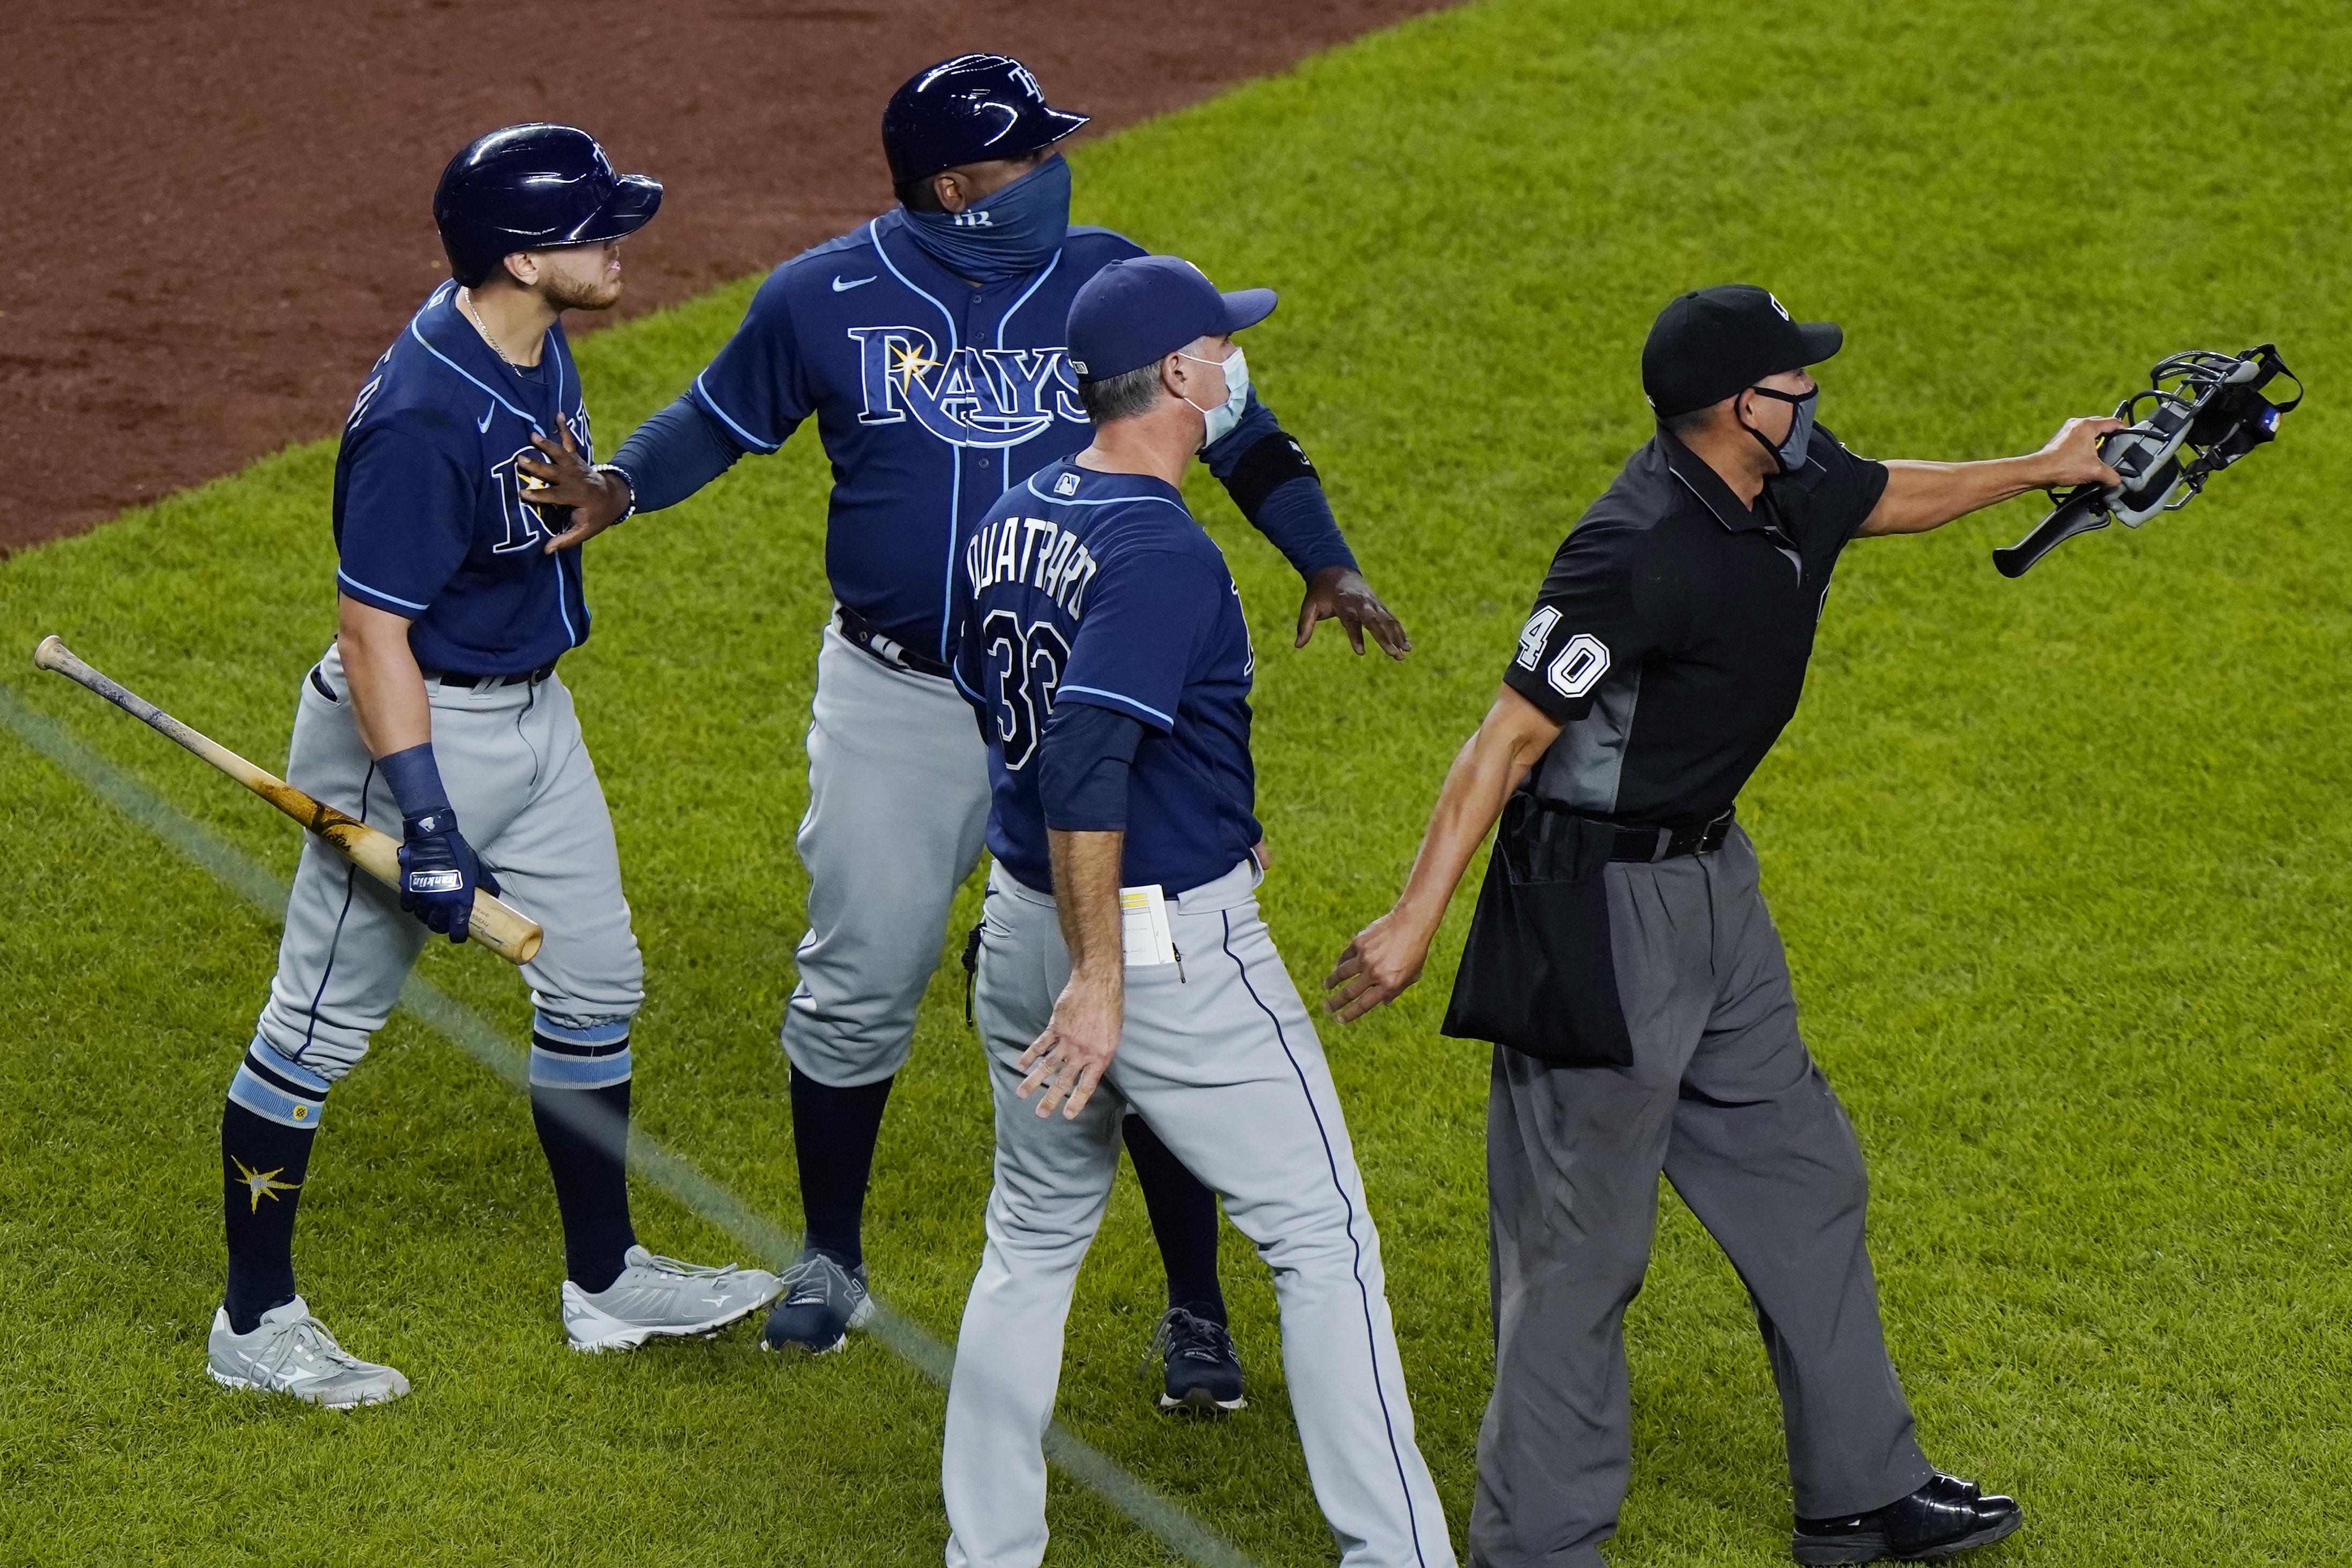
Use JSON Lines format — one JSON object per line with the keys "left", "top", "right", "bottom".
{"left": 1065, "top": 256, "right": 1276, "bottom": 382}
{"left": 1642, "top": 284, "right": 1842, "bottom": 418}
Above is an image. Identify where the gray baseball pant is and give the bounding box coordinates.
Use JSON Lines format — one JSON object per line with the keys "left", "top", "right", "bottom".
{"left": 247, "top": 643, "right": 643, "bottom": 1091}
{"left": 1468, "top": 825, "right": 1931, "bottom": 1568}
{"left": 781, "top": 621, "right": 990, "bottom": 1088}
{"left": 943, "top": 861, "right": 1455, "bottom": 1568}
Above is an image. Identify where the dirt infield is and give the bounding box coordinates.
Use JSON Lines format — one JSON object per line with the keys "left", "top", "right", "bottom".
{"left": 2, "top": 1, "right": 1449, "bottom": 552}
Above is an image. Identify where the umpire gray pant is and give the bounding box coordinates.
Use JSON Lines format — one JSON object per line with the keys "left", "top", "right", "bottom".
{"left": 1469, "top": 825, "right": 1930, "bottom": 1568}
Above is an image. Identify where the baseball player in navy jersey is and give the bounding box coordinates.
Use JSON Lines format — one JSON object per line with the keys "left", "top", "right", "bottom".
{"left": 204, "top": 125, "right": 783, "bottom": 1409}
{"left": 938, "top": 255, "right": 1452, "bottom": 1567}
{"left": 520, "top": 54, "right": 1409, "bottom": 1401}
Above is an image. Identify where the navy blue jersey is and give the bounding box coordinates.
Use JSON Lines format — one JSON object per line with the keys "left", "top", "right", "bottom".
{"left": 332, "top": 281, "right": 593, "bottom": 675}
{"left": 951, "top": 461, "right": 1259, "bottom": 895}
{"left": 682, "top": 211, "right": 1347, "bottom": 666}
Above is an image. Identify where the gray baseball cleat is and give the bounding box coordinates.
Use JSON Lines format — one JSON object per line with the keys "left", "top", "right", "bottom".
{"left": 561, "top": 1245, "right": 786, "bottom": 1353}
{"left": 760, "top": 1249, "right": 876, "bottom": 1354}
{"left": 207, "top": 1297, "right": 411, "bottom": 1409}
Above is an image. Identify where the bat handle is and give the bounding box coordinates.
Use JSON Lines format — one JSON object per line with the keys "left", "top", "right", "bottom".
{"left": 1993, "top": 488, "right": 2112, "bottom": 578}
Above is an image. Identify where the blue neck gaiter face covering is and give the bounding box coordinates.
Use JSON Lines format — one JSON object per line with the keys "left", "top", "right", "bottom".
{"left": 899, "top": 154, "right": 1072, "bottom": 285}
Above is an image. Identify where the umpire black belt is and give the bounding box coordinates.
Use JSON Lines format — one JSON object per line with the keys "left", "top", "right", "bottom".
{"left": 1609, "top": 809, "right": 1735, "bottom": 863}
{"left": 1496, "top": 795, "right": 1734, "bottom": 884}
{"left": 419, "top": 661, "right": 556, "bottom": 691}
{"left": 836, "top": 604, "right": 951, "bottom": 680}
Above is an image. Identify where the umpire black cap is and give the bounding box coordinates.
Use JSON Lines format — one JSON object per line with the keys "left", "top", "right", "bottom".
{"left": 1642, "top": 285, "right": 1843, "bottom": 418}
{"left": 433, "top": 124, "right": 662, "bottom": 289}
{"left": 881, "top": 54, "right": 1090, "bottom": 188}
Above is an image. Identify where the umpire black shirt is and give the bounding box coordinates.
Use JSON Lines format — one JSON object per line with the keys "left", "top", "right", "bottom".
{"left": 1502, "top": 424, "right": 1889, "bottom": 829}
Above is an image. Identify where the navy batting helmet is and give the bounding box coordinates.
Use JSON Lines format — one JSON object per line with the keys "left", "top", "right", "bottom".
{"left": 432, "top": 124, "right": 662, "bottom": 288}
{"left": 880, "top": 54, "right": 1089, "bottom": 189}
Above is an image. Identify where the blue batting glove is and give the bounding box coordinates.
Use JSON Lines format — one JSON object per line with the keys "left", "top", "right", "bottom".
{"left": 396, "top": 808, "right": 501, "bottom": 943}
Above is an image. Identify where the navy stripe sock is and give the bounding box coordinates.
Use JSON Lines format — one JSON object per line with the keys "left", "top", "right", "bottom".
{"left": 222, "top": 1044, "right": 330, "bottom": 1335}
{"left": 789, "top": 1066, "right": 894, "bottom": 1268}
{"left": 528, "top": 1028, "right": 638, "bottom": 1295}
{"left": 1124, "top": 1113, "right": 1227, "bottom": 1327}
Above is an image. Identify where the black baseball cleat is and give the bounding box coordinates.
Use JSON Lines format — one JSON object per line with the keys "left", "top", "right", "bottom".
{"left": 759, "top": 1249, "right": 875, "bottom": 1354}
{"left": 1153, "top": 1306, "right": 1245, "bottom": 1415}
{"left": 1792, "top": 1473, "right": 2022, "bottom": 1564}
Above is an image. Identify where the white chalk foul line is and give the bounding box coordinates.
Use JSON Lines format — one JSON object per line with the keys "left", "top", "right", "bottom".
{"left": 0, "top": 681, "right": 1262, "bottom": 1568}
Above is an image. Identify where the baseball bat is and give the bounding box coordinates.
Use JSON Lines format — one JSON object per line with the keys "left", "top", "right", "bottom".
{"left": 31, "top": 636, "right": 543, "bottom": 965}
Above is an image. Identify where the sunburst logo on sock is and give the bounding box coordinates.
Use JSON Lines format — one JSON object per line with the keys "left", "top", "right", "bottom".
{"left": 233, "top": 1154, "right": 301, "bottom": 1213}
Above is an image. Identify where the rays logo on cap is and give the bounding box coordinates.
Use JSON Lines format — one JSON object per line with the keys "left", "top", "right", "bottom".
{"left": 1768, "top": 293, "right": 1793, "bottom": 321}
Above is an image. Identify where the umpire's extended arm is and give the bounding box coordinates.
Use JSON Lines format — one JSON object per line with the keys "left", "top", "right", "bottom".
{"left": 1325, "top": 290, "right": 2120, "bottom": 1020}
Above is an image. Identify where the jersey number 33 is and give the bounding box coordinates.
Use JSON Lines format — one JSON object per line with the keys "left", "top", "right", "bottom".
{"left": 981, "top": 610, "right": 1071, "bottom": 771}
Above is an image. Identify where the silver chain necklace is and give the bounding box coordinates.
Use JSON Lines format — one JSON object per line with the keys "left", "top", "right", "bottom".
{"left": 457, "top": 287, "right": 533, "bottom": 370}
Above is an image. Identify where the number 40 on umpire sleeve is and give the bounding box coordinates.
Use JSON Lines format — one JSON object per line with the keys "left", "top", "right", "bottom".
{"left": 1515, "top": 606, "right": 1611, "bottom": 701}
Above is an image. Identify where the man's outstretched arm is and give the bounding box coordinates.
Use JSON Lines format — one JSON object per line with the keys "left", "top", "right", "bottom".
{"left": 1858, "top": 416, "right": 2125, "bottom": 536}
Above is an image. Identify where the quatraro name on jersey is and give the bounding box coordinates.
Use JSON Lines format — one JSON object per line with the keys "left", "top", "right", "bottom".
{"left": 964, "top": 513, "right": 1101, "bottom": 618}
{"left": 850, "top": 326, "right": 1087, "bottom": 449}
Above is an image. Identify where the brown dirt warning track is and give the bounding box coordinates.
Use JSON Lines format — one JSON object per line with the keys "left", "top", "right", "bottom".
{"left": 2, "top": 1, "right": 1452, "bottom": 552}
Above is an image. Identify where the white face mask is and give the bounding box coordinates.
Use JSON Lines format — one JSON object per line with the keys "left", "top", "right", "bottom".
{"left": 1177, "top": 346, "right": 1250, "bottom": 447}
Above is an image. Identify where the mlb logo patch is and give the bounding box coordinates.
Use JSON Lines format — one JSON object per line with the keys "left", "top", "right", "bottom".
{"left": 1055, "top": 472, "right": 1080, "bottom": 497}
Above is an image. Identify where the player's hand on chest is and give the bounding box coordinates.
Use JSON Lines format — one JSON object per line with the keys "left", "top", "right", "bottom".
{"left": 475, "top": 404, "right": 592, "bottom": 563}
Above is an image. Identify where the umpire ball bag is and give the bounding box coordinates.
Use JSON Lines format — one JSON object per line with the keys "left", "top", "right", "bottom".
{"left": 1440, "top": 792, "right": 1636, "bottom": 1067}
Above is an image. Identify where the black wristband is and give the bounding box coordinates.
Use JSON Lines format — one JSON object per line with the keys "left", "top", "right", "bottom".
{"left": 1223, "top": 430, "right": 1320, "bottom": 520}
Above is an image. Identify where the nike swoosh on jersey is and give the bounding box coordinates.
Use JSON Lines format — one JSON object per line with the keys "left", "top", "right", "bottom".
{"left": 477, "top": 401, "right": 496, "bottom": 432}
{"left": 831, "top": 275, "right": 877, "bottom": 293}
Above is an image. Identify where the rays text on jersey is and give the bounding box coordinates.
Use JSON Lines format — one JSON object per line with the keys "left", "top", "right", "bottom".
{"left": 848, "top": 325, "right": 1086, "bottom": 447}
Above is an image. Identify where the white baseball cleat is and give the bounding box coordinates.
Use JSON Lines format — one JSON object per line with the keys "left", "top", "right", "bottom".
{"left": 207, "top": 1297, "right": 411, "bottom": 1409}
{"left": 561, "top": 1244, "right": 785, "bottom": 1353}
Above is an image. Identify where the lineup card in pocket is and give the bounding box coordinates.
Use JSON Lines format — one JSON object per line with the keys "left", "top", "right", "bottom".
{"left": 1119, "top": 884, "right": 1177, "bottom": 967}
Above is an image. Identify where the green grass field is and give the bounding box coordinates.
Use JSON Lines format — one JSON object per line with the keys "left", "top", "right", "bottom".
{"left": 6, "top": 0, "right": 2352, "bottom": 1562}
